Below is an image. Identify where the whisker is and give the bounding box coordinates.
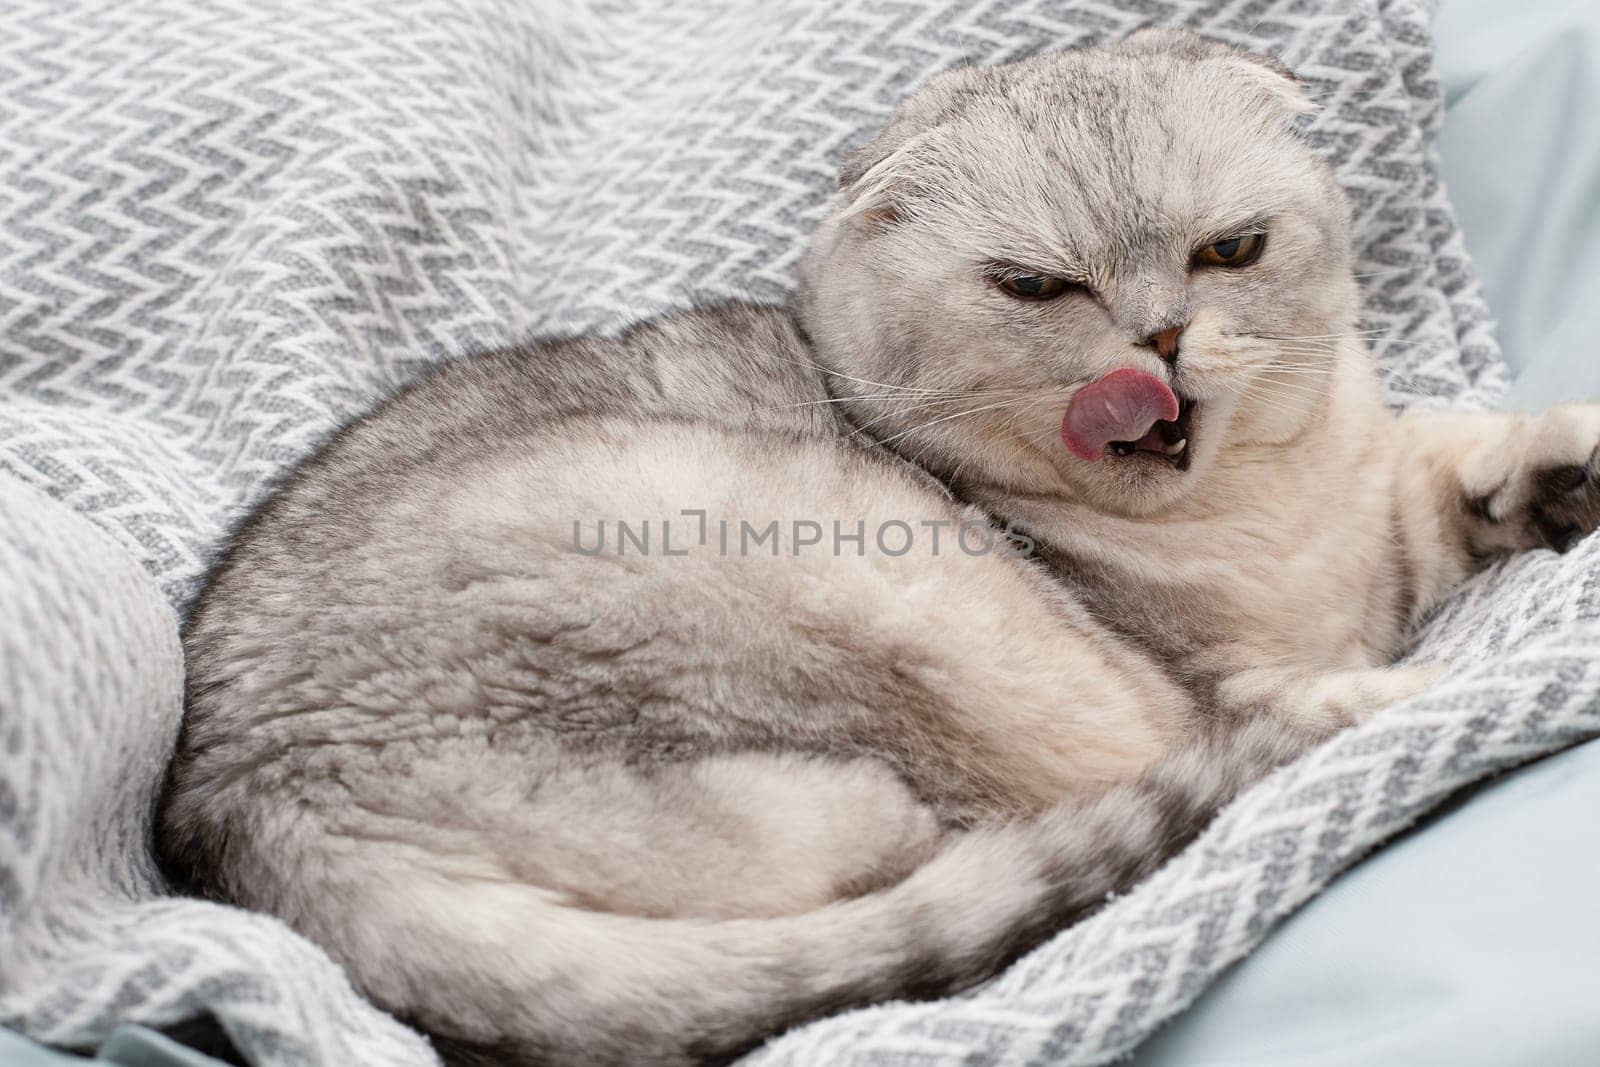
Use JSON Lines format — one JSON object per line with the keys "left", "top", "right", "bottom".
{"left": 1252, "top": 373, "right": 1338, "bottom": 391}
{"left": 761, "top": 393, "right": 958, "bottom": 413}
{"left": 762, "top": 356, "right": 961, "bottom": 398}
{"left": 1241, "top": 389, "right": 1319, "bottom": 420}
{"left": 1253, "top": 361, "right": 1336, "bottom": 381}
{"left": 761, "top": 385, "right": 1037, "bottom": 413}
{"left": 845, "top": 396, "right": 954, "bottom": 439}
{"left": 1248, "top": 383, "right": 1329, "bottom": 406}
{"left": 1252, "top": 330, "right": 1388, "bottom": 341}
{"left": 945, "top": 396, "right": 1064, "bottom": 483}
{"left": 1352, "top": 266, "right": 1421, "bottom": 280}
{"left": 879, "top": 396, "right": 1048, "bottom": 450}
{"left": 1254, "top": 359, "right": 1339, "bottom": 372}
{"left": 1248, "top": 366, "right": 1333, "bottom": 386}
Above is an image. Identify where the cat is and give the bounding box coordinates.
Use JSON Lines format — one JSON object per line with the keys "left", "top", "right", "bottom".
{"left": 156, "top": 29, "right": 1600, "bottom": 1067}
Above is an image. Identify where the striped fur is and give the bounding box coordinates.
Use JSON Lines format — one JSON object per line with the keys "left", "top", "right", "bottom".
{"left": 157, "top": 34, "right": 1600, "bottom": 1066}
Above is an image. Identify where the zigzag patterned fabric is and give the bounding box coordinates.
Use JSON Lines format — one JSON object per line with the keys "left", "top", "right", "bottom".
{"left": 1, "top": 1, "right": 1587, "bottom": 1065}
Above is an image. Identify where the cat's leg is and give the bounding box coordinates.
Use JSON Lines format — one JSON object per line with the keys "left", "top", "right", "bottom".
{"left": 309, "top": 746, "right": 947, "bottom": 922}
{"left": 1394, "top": 406, "right": 1600, "bottom": 611}
{"left": 493, "top": 752, "right": 946, "bottom": 919}
{"left": 1214, "top": 408, "right": 1600, "bottom": 729}
{"left": 1214, "top": 663, "right": 1443, "bottom": 729}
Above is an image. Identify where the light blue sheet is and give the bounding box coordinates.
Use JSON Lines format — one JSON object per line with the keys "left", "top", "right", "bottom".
{"left": 1129, "top": 742, "right": 1600, "bottom": 1066}
{"left": 1438, "top": 0, "right": 1600, "bottom": 409}
{"left": 1130, "top": 3, "right": 1600, "bottom": 1063}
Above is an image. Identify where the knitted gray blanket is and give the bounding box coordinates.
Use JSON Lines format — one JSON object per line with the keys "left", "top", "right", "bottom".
{"left": 5, "top": 2, "right": 1591, "bottom": 1065}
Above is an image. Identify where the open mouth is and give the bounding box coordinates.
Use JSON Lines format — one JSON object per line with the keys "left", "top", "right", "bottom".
{"left": 1107, "top": 395, "right": 1195, "bottom": 470}
{"left": 1060, "top": 368, "right": 1196, "bottom": 473}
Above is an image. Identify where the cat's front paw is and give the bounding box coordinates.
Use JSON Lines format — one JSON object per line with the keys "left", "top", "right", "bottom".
{"left": 1470, "top": 407, "right": 1600, "bottom": 554}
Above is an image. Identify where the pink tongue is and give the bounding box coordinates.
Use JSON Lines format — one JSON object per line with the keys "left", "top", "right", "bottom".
{"left": 1061, "top": 368, "right": 1180, "bottom": 462}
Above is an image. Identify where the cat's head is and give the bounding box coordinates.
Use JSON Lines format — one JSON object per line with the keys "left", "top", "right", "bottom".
{"left": 798, "top": 30, "right": 1358, "bottom": 516}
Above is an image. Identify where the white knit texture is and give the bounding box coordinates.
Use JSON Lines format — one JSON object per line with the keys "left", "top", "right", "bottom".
{"left": 3, "top": 2, "right": 1572, "bottom": 1065}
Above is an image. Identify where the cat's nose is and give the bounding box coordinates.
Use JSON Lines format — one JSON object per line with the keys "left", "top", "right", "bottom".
{"left": 1144, "top": 325, "right": 1184, "bottom": 364}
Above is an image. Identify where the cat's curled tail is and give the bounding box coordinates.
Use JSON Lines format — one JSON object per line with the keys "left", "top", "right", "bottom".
{"left": 331, "top": 715, "right": 1324, "bottom": 1067}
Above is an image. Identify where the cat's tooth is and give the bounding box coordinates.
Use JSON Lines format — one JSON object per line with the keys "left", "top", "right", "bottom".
{"left": 1164, "top": 439, "right": 1188, "bottom": 456}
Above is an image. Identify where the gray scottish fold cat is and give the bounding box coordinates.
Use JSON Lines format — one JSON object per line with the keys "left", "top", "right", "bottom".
{"left": 157, "top": 30, "right": 1600, "bottom": 1067}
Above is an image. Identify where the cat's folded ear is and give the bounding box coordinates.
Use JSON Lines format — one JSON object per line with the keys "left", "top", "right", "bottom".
{"left": 835, "top": 64, "right": 983, "bottom": 223}
{"left": 1117, "top": 28, "right": 1315, "bottom": 116}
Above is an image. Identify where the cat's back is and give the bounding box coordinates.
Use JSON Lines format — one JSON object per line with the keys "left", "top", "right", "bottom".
{"left": 187, "top": 302, "right": 841, "bottom": 619}
{"left": 159, "top": 303, "right": 861, "bottom": 893}
{"left": 304, "top": 303, "right": 838, "bottom": 490}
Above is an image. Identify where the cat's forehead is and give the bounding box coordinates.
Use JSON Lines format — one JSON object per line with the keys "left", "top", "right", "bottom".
{"left": 904, "top": 47, "right": 1319, "bottom": 252}
{"left": 947, "top": 49, "right": 1296, "bottom": 161}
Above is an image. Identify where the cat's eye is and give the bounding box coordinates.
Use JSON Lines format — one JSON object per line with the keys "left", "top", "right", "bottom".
{"left": 997, "top": 274, "right": 1073, "bottom": 301}
{"left": 1194, "top": 232, "right": 1266, "bottom": 269}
